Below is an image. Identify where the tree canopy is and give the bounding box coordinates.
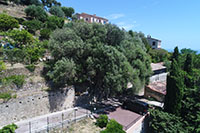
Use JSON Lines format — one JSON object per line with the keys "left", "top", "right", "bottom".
{"left": 150, "top": 46, "right": 200, "bottom": 132}
{"left": 46, "top": 22, "right": 152, "bottom": 99}
{"left": 61, "top": 7, "right": 75, "bottom": 18}
{"left": 49, "top": 6, "right": 65, "bottom": 18}
{"left": 25, "top": 5, "right": 48, "bottom": 22}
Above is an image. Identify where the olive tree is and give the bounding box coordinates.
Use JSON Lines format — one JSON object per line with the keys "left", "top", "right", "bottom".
{"left": 46, "top": 22, "right": 152, "bottom": 99}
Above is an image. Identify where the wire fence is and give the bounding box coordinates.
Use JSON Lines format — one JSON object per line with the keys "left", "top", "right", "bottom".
{"left": 15, "top": 107, "right": 91, "bottom": 133}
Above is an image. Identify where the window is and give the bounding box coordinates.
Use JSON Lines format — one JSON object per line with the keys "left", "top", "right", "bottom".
{"left": 85, "top": 18, "right": 89, "bottom": 21}
{"left": 152, "top": 41, "right": 156, "bottom": 46}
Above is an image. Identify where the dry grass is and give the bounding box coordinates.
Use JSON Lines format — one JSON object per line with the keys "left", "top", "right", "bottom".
{"left": 51, "top": 118, "right": 102, "bottom": 133}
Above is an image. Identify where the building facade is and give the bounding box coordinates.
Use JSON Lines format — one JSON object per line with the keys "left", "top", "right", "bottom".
{"left": 147, "top": 35, "right": 161, "bottom": 49}
{"left": 76, "top": 13, "right": 108, "bottom": 24}
{"left": 144, "top": 62, "right": 168, "bottom": 102}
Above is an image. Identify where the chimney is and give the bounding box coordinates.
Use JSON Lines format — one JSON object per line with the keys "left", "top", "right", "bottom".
{"left": 94, "top": 14, "right": 96, "bottom": 16}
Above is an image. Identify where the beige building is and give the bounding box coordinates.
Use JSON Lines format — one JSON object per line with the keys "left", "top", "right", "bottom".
{"left": 147, "top": 35, "right": 161, "bottom": 49}
{"left": 75, "top": 13, "right": 108, "bottom": 24}
{"left": 144, "top": 62, "right": 167, "bottom": 102}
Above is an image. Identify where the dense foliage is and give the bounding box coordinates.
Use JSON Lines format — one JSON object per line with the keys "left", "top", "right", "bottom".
{"left": 61, "top": 7, "right": 75, "bottom": 18}
{"left": 149, "top": 48, "right": 170, "bottom": 63}
{"left": 149, "top": 109, "right": 186, "bottom": 133}
{"left": 164, "top": 59, "right": 184, "bottom": 116}
{"left": 45, "top": 16, "right": 64, "bottom": 30}
{"left": 25, "top": 5, "right": 48, "bottom": 22}
{"left": 22, "top": 20, "right": 42, "bottom": 34}
{"left": 49, "top": 6, "right": 65, "bottom": 18}
{"left": 7, "top": 29, "right": 34, "bottom": 47}
{"left": 101, "top": 119, "right": 125, "bottom": 133}
{"left": 96, "top": 115, "right": 109, "bottom": 128}
{"left": 40, "top": 28, "right": 52, "bottom": 40}
{"left": 46, "top": 22, "right": 151, "bottom": 98}
{"left": 4, "top": 42, "right": 45, "bottom": 65}
{"left": 150, "top": 47, "right": 200, "bottom": 132}
{"left": 0, "top": 13, "right": 19, "bottom": 31}
{"left": 0, "top": 123, "right": 18, "bottom": 133}
{"left": 41, "top": 0, "right": 61, "bottom": 8}
{"left": 0, "top": 61, "right": 6, "bottom": 74}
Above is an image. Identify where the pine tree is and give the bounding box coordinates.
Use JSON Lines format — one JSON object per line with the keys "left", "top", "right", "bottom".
{"left": 172, "top": 46, "right": 180, "bottom": 62}
{"left": 164, "top": 59, "right": 184, "bottom": 116}
{"left": 184, "top": 54, "right": 193, "bottom": 73}
{"left": 184, "top": 54, "right": 194, "bottom": 88}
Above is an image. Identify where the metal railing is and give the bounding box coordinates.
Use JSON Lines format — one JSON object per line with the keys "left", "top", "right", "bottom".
{"left": 15, "top": 107, "right": 91, "bottom": 133}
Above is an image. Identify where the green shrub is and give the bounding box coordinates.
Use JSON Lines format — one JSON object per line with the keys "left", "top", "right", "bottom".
{"left": 11, "top": 75, "right": 25, "bottom": 88}
{"left": 41, "top": 40, "right": 49, "bottom": 48}
{"left": 0, "top": 92, "right": 12, "bottom": 100}
{"left": 49, "top": 6, "right": 65, "bottom": 18}
{"left": 3, "top": 48, "right": 26, "bottom": 65}
{"left": 149, "top": 109, "right": 186, "bottom": 133}
{"left": 47, "top": 58, "right": 76, "bottom": 87}
{"left": 40, "top": 28, "right": 52, "bottom": 40}
{"left": 96, "top": 115, "right": 109, "bottom": 128}
{"left": 8, "top": 29, "right": 34, "bottom": 47}
{"left": 22, "top": 20, "right": 42, "bottom": 34}
{"left": 25, "top": 5, "right": 48, "bottom": 22}
{"left": 45, "top": 16, "right": 64, "bottom": 30}
{"left": 26, "top": 64, "right": 36, "bottom": 72}
{"left": 0, "top": 123, "right": 18, "bottom": 133}
{"left": 101, "top": 119, "right": 125, "bottom": 133}
{"left": 24, "top": 43, "right": 46, "bottom": 64}
{"left": 0, "top": 13, "right": 19, "bottom": 31}
{"left": 3, "top": 75, "right": 25, "bottom": 88}
{"left": 149, "top": 48, "right": 170, "bottom": 63}
{"left": 14, "top": 17, "right": 25, "bottom": 24}
{"left": 0, "top": 61, "right": 6, "bottom": 74}
{"left": 4, "top": 43, "right": 45, "bottom": 65}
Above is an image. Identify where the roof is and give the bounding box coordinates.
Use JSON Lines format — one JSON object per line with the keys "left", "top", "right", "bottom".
{"left": 147, "top": 37, "right": 161, "bottom": 42}
{"left": 76, "top": 12, "right": 108, "bottom": 21}
{"left": 151, "top": 62, "right": 166, "bottom": 71}
{"left": 146, "top": 81, "right": 166, "bottom": 95}
{"left": 108, "top": 107, "right": 142, "bottom": 131}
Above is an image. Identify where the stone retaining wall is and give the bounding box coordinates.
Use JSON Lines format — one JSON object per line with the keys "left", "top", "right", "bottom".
{"left": 0, "top": 87, "right": 75, "bottom": 127}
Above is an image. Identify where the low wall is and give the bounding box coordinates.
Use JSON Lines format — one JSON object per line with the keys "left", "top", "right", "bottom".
{"left": 126, "top": 114, "right": 148, "bottom": 133}
{"left": 0, "top": 87, "right": 75, "bottom": 127}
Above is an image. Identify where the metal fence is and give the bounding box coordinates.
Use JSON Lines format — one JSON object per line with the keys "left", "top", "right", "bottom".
{"left": 15, "top": 107, "right": 91, "bottom": 133}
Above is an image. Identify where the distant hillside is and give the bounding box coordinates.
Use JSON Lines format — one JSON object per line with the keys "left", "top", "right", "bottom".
{"left": 0, "top": 3, "right": 26, "bottom": 18}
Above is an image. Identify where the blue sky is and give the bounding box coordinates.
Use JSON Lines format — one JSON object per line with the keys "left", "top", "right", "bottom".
{"left": 58, "top": 0, "right": 200, "bottom": 51}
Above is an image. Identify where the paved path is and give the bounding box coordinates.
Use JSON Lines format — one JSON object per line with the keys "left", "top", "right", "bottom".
{"left": 15, "top": 107, "right": 90, "bottom": 133}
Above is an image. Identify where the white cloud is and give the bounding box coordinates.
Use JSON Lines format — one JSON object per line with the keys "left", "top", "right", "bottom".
{"left": 107, "top": 13, "right": 125, "bottom": 20}
{"left": 116, "top": 21, "right": 137, "bottom": 30}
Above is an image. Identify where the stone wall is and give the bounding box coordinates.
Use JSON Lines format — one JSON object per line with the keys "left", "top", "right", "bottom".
{"left": 0, "top": 87, "right": 75, "bottom": 127}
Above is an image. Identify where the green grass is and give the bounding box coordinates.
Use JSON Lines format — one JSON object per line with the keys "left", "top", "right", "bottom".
{"left": 25, "top": 64, "right": 36, "bottom": 72}
{"left": 2, "top": 75, "right": 26, "bottom": 88}
{"left": 0, "top": 92, "right": 12, "bottom": 100}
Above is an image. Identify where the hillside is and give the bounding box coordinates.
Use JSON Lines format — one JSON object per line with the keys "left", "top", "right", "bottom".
{"left": 0, "top": 3, "right": 26, "bottom": 18}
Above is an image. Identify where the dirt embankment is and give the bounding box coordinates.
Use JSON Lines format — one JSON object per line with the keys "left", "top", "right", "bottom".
{"left": 0, "top": 3, "right": 26, "bottom": 18}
